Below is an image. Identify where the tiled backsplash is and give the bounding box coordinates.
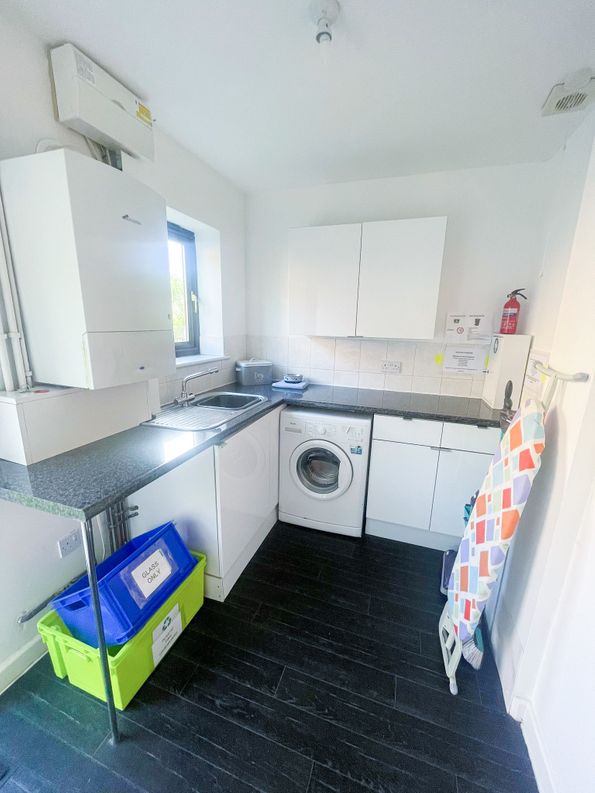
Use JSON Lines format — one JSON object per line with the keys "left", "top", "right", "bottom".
{"left": 157, "top": 334, "right": 246, "bottom": 406}
{"left": 246, "top": 335, "right": 487, "bottom": 398}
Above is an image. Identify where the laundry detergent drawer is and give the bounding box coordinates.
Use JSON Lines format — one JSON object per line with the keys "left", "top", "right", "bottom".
{"left": 373, "top": 415, "right": 442, "bottom": 446}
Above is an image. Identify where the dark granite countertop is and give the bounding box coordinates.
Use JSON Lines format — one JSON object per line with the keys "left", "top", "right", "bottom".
{"left": 0, "top": 383, "right": 501, "bottom": 521}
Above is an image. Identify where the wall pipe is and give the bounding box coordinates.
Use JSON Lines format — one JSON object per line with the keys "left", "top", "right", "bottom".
{"left": 0, "top": 189, "right": 32, "bottom": 390}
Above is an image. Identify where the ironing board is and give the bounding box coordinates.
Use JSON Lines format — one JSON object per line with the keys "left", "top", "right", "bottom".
{"left": 439, "top": 398, "right": 546, "bottom": 694}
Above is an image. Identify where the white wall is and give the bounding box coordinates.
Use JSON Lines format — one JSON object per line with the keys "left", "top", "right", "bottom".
{"left": 245, "top": 159, "right": 553, "bottom": 395}
{"left": 247, "top": 160, "right": 553, "bottom": 339}
{"left": 0, "top": 12, "right": 247, "bottom": 686}
{"left": 490, "top": 114, "right": 595, "bottom": 793}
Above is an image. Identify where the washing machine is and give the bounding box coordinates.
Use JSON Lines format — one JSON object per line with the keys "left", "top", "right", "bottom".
{"left": 279, "top": 408, "right": 372, "bottom": 537}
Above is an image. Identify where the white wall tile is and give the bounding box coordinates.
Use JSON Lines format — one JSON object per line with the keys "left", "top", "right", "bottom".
{"left": 386, "top": 341, "right": 416, "bottom": 375}
{"left": 333, "top": 370, "right": 358, "bottom": 387}
{"left": 310, "top": 337, "right": 336, "bottom": 369}
{"left": 288, "top": 336, "right": 311, "bottom": 369}
{"left": 440, "top": 377, "right": 473, "bottom": 397}
{"left": 266, "top": 336, "right": 288, "bottom": 365}
{"left": 246, "top": 335, "right": 266, "bottom": 359}
{"left": 310, "top": 368, "right": 333, "bottom": 384}
{"left": 359, "top": 340, "right": 387, "bottom": 372}
{"left": 412, "top": 375, "right": 442, "bottom": 394}
{"left": 272, "top": 364, "right": 287, "bottom": 381}
{"left": 384, "top": 374, "right": 413, "bottom": 393}
{"left": 413, "top": 343, "right": 446, "bottom": 376}
{"left": 358, "top": 372, "right": 385, "bottom": 390}
{"left": 334, "top": 339, "right": 361, "bottom": 371}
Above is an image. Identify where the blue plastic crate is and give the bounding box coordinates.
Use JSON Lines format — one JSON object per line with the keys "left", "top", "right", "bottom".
{"left": 52, "top": 522, "right": 197, "bottom": 647}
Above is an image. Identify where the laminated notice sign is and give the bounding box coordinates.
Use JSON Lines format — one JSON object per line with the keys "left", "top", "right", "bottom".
{"left": 444, "top": 346, "right": 488, "bottom": 373}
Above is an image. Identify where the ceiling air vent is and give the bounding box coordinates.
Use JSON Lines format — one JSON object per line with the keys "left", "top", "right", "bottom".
{"left": 542, "top": 69, "right": 595, "bottom": 116}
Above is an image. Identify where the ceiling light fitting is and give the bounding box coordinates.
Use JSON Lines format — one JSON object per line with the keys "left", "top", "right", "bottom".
{"left": 309, "top": 0, "right": 340, "bottom": 45}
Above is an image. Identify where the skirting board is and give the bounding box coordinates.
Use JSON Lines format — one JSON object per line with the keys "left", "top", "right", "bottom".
{"left": 205, "top": 506, "right": 277, "bottom": 601}
{"left": 365, "top": 518, "right": 460, "bottom": 551}
{"left": 512, "top": 698, "right": 555, "bottom": 793}
{"left": 0, "top": 633, "right": 46, "bottom": 695}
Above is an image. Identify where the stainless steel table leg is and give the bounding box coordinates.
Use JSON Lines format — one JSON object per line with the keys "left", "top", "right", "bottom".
{"left": 80, "top": 518, "right": 120, "bottom": 744}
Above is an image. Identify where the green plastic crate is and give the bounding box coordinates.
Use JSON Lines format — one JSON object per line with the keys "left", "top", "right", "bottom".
{"left": 38, "top": 551, "right": 206, "bottom": 710}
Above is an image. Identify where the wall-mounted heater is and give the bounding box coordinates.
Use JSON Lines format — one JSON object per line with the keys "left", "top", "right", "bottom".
{"left": 50, "top": 43, "right": 154, "bottom": 159}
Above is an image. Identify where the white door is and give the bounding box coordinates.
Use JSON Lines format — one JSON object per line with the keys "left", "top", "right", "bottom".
{"left": 430, "top": 449, "right": 492, "bottom": 537}
{"left": 127, "top": 448, "right": 220, "bottom": 575}
{"left": 67, "top": 153, "right": 172, "bottom": 334}
{"left": 366, "top": 439, "right": 439, "bottom": 530}
{"left": 288, "top": 223, "right": 361, "bottom": 337}
{"left": 289, "top": 439, "right": 353, "bottom": 500}
{"left": 217, "top": 412, "right": 273, "bottom": 578}
{"left": 356, "top": 217, "right": 447, "bottom": 339}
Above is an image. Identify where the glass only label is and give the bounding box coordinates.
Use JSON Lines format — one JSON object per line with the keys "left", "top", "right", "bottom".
{"left": 131, "top": 548, "right": 172, "bottom": 599}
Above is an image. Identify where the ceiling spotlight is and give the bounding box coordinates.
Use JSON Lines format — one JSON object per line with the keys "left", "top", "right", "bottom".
{"left": 309, "top": 0, "right": 340, "bottom": 45}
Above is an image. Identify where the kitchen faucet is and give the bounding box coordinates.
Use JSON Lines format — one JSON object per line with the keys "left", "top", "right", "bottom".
{"left": 175, "top": 368, "right": 219, "bottom": 404}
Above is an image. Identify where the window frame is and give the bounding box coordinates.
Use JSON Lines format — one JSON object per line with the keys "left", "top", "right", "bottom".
{"left": 167, "top": 221, "right": 200, "bottom": 357}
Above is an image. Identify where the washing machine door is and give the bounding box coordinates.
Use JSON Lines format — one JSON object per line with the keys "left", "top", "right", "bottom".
{"left": 289, "top": 440, "right": 353, "bottom": 500}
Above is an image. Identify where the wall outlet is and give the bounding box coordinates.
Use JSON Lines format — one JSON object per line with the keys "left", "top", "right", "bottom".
{"left": 382, "top": 360, "right": 402, "bottom": 373}
{"left": 57, "top": 528, "right": 82, "bottom": 558}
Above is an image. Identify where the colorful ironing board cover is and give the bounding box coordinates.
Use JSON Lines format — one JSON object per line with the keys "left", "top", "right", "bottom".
{"left": 447, "top": 399, "right": 545, "bottom": 662}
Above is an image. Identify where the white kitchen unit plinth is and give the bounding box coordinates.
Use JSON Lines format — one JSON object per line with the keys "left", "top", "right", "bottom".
{"left": 0, "top": 148, "right": 175, "bottom": 389}
{"left": 366, "top": 415, "right": 500, "bottom": 550}
{"left": 128, "top": 407, "right": 282, "bottom": 601}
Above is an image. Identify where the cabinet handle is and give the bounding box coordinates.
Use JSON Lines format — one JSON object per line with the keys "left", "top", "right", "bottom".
{"left": 430, "top": 446, "right": 452, "bottom": 452}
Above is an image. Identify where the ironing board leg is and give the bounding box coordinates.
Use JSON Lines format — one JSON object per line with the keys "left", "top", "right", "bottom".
{"left": 81, "top": 518, "right": 120, "bottom": 744}
{"left": 439, "top": 602, "right": 462, "bottom": 696}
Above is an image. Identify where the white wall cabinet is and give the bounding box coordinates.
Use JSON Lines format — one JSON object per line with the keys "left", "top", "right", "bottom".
{"left": 288, "top": 223, "right": 362, "bottom": 337}
{"left": 288, "top": 217, "right": 446, "bottom": 339}
{"left": 128, "top": 407, "right": 281, "bottom": 600}
{"left": 366, "top": 416, "right": 500, "bottom": 550}
{"left": 0, "top": 148, "right": 175, "bottom": 389}
{"left": 356, "top": 218, "right": 447, "bottom": 338}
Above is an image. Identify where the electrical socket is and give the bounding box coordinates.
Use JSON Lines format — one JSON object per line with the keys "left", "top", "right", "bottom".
{"left": 57, "top": 529, "right": 82, "bottom": 558}
{"left": 381, "top": 360, "right": 402, "bottom": 373}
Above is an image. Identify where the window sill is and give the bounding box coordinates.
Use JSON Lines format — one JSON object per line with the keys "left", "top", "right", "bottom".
{"left": 175, "top": 353, "right": 230, "bottom": 369}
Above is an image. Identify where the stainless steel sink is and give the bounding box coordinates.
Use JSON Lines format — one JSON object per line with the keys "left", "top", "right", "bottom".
{"left": 143, "top": 393, "right": 267, "bottom": 432}
{"left": 191, "top": 392, "right": 266, "bottom": 410}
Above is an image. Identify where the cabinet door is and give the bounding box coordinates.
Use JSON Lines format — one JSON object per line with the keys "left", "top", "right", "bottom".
{"left": 366, "top": 439, "right": 439, "bottom": 530}
{"left": 127, "top": 448, "right": 220, "bottom": 576}
{"left": 430, "top": 449, "right": 491, "bottom": 537}
{"left": 356, "top": 217, "right": 447, "bottom": 339}
{"left": 288, "top": 223, "right": 361, "bottom": 337}
{"left": 217, "top": 411, "right": 277, "bottom": 578}
{"left": 66, "top": 152, "right": 172, "bottom": 334}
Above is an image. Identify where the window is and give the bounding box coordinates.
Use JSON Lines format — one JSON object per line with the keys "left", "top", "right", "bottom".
{"left": 167, "top": 221, "right": 199, "bottom": 356}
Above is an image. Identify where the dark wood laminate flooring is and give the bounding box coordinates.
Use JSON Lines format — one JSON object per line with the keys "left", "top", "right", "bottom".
{"left": 0, "top": 522, "right": 536, "bottom": 793}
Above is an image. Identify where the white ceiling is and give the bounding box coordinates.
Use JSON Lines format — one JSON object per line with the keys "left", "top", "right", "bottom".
{"left": 3, "top": 0, "right": 595, "bottom": 191}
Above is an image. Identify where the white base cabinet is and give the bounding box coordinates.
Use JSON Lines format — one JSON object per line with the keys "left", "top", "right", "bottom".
{"left": 366, "top": 415, "right": 500, "bottom": 550}
{"left": 128, "top": 407, "right": 282, "bottom": 600}
{"left": 367, "top": 440, "right": 439, "bottom": 530}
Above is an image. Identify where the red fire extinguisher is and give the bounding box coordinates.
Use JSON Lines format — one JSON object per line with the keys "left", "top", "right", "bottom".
{"left": 499, "top": 288, "right": 527, "bottom": 334}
